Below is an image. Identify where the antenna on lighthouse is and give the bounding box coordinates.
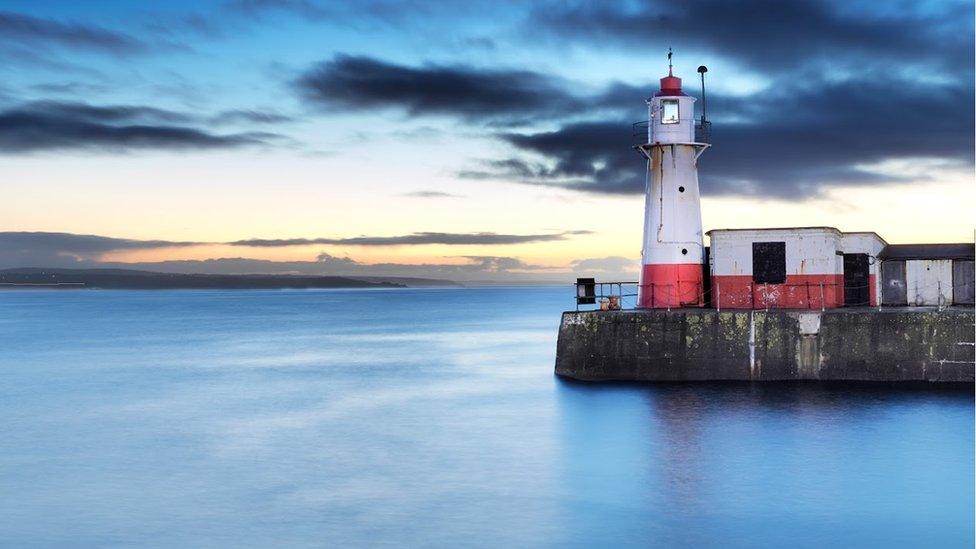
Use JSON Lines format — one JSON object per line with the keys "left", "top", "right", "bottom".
{"left": 667, "top": 47, "right": 673, "bottom": 76}
{"left": 697, "top": 65, "right": 708, "bottom": 125}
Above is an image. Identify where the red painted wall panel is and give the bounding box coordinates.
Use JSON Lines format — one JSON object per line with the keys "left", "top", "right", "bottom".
{"left": 868, "top": 273, "right": 877, "bottom": 307}
{"left": 711, "top": 274, "right": 845, "bottom": 309}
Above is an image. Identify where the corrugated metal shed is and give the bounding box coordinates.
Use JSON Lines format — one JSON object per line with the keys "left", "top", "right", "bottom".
{"left": 880, "top": 243, "right": 975, "bottom": 260}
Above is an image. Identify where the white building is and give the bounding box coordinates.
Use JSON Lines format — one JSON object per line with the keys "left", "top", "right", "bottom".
{"left": 707, "top": 227, "right": 886, "bottom": 309}
{"left": 879, "top": 244, "right": 975, "bottom": 306}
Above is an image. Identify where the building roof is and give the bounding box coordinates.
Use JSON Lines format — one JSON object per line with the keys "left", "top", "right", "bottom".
{"left": 879, "top": 243, "right": 975, "bottom": 260}
{"left": 841, "top": 231, "right": 888, "bottom": 244}
{"left": 707, "top": 226, "right": 842, "bottom": 236}
{"left": 706, "top": 227, "right": 886, "bottom": 243}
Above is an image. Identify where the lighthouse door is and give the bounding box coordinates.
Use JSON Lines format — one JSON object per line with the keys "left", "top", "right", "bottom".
{"left": 843, "top": 254, "right": 870, "bottom": 306}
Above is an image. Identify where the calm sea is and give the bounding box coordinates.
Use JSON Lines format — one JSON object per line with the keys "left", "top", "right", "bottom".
{"left": 0, "top": 287, "right": 972, "bottom": 547}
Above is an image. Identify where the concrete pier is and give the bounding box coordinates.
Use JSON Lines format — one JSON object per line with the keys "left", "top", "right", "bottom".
{"left": 555, "top": 308, "right": 975, "bottom": 382}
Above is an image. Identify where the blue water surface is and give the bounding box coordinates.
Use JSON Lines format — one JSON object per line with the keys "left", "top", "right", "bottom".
{"left": 0, "top": 287, "right": 972, "bottom": 547}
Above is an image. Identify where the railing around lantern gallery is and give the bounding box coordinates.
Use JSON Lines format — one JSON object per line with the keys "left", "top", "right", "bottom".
{"left": 631, "top": 119, "right": 711, "bottom": 146}
{"left": 571, "top": 279, "right": 954, "bottom": 312}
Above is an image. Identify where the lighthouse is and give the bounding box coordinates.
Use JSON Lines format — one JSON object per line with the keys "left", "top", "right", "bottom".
{"left": 636, "top": 52, "right": 709, "bottom": 308}
{"left": 559, "top": 56, "right": 974, "bottom": 385}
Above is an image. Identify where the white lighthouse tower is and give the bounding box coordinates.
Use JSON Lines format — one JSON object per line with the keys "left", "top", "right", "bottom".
{"left": 636, "top": 52, "right": 709, "bottom": 308}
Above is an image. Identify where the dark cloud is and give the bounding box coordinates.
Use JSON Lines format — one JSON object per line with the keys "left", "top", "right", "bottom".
{"left": 0, "top": 101, "right": 276, "bottom": 153}
{"left": 528, "top": 0, "right": 973, "bottom": 72}
{"left": 30, "top": 82, "right": 112, "bottom": 95}
{"left": 302, "top": 43, "right": 971, "bottom": 199}
{"left": 400, "top": 190, "right": 463, "bottom": 198}
{"left": 223, "top": 0, "right": 333, "bottom": 20}
{"left": 222, "top": 0, "right": 473, "bottom": 29}
{"left": 143, "top": 11, "right": 224, "bottom": 39}
{"left": 463, "top": 36, "right": 496, "bottom": 50}
{"left": 479, "top": 121, "right": 643, "bottom": 194}
{"left": 230, "top": 230, "right": 593, "bottom": 247}
{"left": 283, "top": 1, "right": 971, "bottom": 200}
{"left": 0, "top": 11, "right": 145, "bottom": 53}
{"left": 0, "top": 232, "right": 203, "bottom": 269}
{"left": 464, "top": 73, "right": 975, "bottom": 198}
{"left": 210, "top": 109, "right": 294, "bottom": 125}
{"left": 0, "top": 232, "right": 202, "bottom": 254}
{"left": 700, "top": 76, "right": 974, "bottom": 196}
{"left": 295, "top": 54, "right": 583, "bottom": 122}
{"left": 0, "top": 45, "right": 97, "bottom": 76}
{"left": 23, "top": 100, "right": 194, "bottom": 124}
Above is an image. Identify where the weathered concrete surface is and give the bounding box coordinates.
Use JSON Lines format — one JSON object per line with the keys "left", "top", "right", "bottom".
{"left": 555, "top": 308, "right": 975, "bottom": 382}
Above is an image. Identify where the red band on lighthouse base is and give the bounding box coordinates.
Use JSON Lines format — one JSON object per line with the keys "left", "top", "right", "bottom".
{"left": 638, "top": 263, "right": 704, "bottom": 308}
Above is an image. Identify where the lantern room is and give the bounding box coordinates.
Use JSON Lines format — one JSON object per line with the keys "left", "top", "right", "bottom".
{"left": 646, "top": 69, "right": 697, "bottom": 145}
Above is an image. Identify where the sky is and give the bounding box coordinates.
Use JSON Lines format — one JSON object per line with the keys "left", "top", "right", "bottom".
{"left": 0, "top": 0, "right": 973, "bottom": 282}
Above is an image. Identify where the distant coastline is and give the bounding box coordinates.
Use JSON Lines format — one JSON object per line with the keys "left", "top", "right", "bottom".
{"left": 0, "top": 268, "right": 461, "bottom": 290}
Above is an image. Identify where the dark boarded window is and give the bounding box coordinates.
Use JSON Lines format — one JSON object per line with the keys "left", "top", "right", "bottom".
{"left": 753, "top": 242, "right": 786, "bottom": 284}
{"left": 953, "top": 260, "right": 975, "bottom": 305}
{"left": 881, "top": 260, "right": 907, "bottom": 305}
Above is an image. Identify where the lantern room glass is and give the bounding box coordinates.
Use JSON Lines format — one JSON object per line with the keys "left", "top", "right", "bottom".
{"left": 661, "top": 99, "right": 679, "bottom": 124}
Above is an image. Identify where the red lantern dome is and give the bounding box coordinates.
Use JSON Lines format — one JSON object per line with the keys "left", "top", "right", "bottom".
{"left": 656, "top": 69, "right": 685, "bottom": 97}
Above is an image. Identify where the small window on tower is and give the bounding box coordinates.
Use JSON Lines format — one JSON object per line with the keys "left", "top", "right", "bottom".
{"left": 661, "top": 99, "right": 679, "bottom": 124}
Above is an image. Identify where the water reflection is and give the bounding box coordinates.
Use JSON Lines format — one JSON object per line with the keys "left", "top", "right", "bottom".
{"left": 557, "top": 379, "right": 973, "bottom": 547}
{"left": 649, "top": 386, "right": 709, "bottom": 513}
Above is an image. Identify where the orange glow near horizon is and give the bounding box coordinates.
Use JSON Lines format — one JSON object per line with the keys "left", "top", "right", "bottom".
{"left": 3, "top": 152, "right": 972, "bottom": 273}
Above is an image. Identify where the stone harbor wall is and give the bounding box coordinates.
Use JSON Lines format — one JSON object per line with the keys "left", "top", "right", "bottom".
{"left": 555, "top": 308, "right": 975, "bottom": 382}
